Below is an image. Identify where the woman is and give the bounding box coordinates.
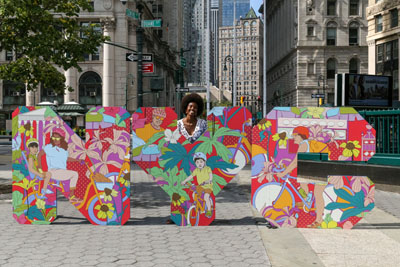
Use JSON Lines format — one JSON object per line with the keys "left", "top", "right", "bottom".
{"left": 37, "top": 128, "right": 82, "bottom": 203}
{"left": 177, "top": 93, "right": 208, "bottom": 143}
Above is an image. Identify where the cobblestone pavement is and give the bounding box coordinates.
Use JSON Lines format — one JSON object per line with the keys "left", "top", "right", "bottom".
{"left": 0, "top": 165, "right": 271, "bottom": 267}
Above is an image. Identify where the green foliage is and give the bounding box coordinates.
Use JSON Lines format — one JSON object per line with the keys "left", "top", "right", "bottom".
{"left": 12, "top": 169, "right": 25, "bottom": 182}
{"left": 212, "top": 174, "right": 228, "bottom": 196}
{"left": 12, "top": 191, "right": 25, "bottom": 216}
{"left": 0, "top": 0, "right": 108, "bottom": 94}
{"left": 196, "top": 127, "right": 242, "bottom": 162}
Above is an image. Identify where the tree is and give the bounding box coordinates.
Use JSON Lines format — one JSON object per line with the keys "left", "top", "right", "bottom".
{"left": 0, "top": 0, "right": 108, "bottom": 94}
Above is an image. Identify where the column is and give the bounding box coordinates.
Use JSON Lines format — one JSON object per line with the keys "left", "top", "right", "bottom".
{"left": 101, "top": 18, "right": 116, "bottom": 107}
{"left": 65, "top": 68, "right": 77, "bottom": 103}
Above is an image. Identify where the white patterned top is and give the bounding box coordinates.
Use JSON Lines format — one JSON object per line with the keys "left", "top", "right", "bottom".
{"left": 177, "top": 118, "right": 208, "bottom": 144}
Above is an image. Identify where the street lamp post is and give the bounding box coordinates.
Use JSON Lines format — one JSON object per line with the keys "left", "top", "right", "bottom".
{"left": 125, "top": 73, "right": 134, "bottom": 110}
{"left": 223, "top": 55, "right": 234, "bottom": 106}
{"left": 318, "top": 74, "right": 326, "bottom": 106}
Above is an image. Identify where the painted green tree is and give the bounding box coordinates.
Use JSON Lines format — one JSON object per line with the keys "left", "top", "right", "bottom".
{"left": 0, "top": 0, "right": 108, "bottom": 94}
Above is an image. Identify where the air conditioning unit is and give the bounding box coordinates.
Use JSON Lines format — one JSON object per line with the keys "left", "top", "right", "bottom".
{"left": 48, "top": 91, "right": 56, "bottom": 96}
{"left": 89, "top": 92, "right": 96, "bottom": 97}
{"left": 12, "top": 92, "right": 20, "bottom": 96}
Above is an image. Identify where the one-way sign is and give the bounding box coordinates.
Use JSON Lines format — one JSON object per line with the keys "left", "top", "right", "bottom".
{"left": 311, "top": 94, "right": 325, "bottom": 99}
{"left": 126, "top": 53, "right": 153, "bottom": 62}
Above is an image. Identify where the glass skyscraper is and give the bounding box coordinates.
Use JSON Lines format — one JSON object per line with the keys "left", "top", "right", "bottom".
{"left": 221, "top": 0, "right": 250, "bottom": 26}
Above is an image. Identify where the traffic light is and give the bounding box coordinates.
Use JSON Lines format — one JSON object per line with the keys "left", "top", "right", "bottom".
{"left": 319, "top": 98, "right": 323, "bottom": 106}
{"left": 240, "top": 96, "right": 245, "bottom": 105}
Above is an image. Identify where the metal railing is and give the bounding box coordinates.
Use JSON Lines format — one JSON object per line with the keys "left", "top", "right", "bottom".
{"left": 358, "top": 109, "right": 400, "bottom": 155}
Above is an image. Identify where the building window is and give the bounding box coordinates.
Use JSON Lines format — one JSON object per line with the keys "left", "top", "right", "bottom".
{"left": 326, "top": 22, "right": 337, "bottom": 46}
{"left": 5, "top": 51, "right": 13, "bottom": 61}
{"left": 2, "top": 81, "right": 26, "bottom": 105}
{"left": 307, "top": 26, "right": 315, "bottom": 36}
{"left": 326, "top": 58, "right": 336, "bottom": 79}
{"left": 349, "top": 58, "right": 359, "bottom": 74}
{"left": 349, "top": 22, "right": 359, "bottom": 45}
{"left": 375, "top": 15, "right": 383, "bottom": 32}
{"left": 349, "top": 0, "right": 359, "bottom": 16}
{"left": 80, "top": 22, "right": 101, "bottom": 61}
{"left": 327, "top": 0, "right": 336, "bottom": 16}
{"left": 79, "top": 71, "right": 102, "bottom": 106}
{"left": 152, "top": 4, "right": 163, "bottom": 14}
{"left": 391, "top": 9, "right": 398, "bottom": 28}
{"left": 307, "top": 62, "right": 315, "bottom": 75}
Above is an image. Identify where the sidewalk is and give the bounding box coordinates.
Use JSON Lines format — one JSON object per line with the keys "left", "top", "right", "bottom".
{"left": 0, "top": 164, "right": 400, "bottom": 266}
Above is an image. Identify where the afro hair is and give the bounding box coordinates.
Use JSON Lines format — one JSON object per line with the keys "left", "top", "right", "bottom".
{"left": 180, "top": 93, "right": 204, "bottom": 117}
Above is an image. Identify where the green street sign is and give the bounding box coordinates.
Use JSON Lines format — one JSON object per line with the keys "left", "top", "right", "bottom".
{"left": 141, "top": 19, "right": 162, "bottom": 28}
{"left": 126, "top": 9, "right": 139, "bottom": 20}
{"left": 180, "top": 57, "right": 186, "bottom": 67}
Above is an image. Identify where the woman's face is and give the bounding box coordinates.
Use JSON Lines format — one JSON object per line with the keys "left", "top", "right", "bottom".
{"left": 186, "top": 102, "right": 198, "bottom": 117}
{"left": 52, "top": 133, "right": 62, "bottom": 147}
{"left": 293, "top": 134, "right": 303, "bottom": 145}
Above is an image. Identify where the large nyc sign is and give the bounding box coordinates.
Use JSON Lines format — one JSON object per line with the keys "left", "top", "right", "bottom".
{"left": 12, "top": 106, "right": 375, "bottom": 228}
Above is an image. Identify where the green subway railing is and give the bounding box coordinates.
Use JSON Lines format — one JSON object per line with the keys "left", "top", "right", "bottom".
{"left": 299, "top": 109, "right": 400, "bottom": 166}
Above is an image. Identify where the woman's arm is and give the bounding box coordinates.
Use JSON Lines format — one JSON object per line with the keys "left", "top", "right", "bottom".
{"left": 276, "top": 142, "right": 308, "bottom": 178}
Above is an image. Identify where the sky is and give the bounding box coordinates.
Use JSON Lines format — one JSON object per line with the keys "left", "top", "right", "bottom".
{"left": 250, "top": 0, "right": 263, "bottom": 16}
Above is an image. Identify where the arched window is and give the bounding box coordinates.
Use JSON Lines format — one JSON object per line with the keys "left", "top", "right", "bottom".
{"left": 326, "top": 21, "right": 337, "bottom": 46}
{"left": 326, "top": 58, "right": 337, "bottom": 79}
{"left": 349, "top": 58, "right": 359, "bottom": 74}
{"left": 79, "top": 71, "right": 102, "bottom": 106}
{"left": 349, "top": 21, "right": 359, "bottom": 46}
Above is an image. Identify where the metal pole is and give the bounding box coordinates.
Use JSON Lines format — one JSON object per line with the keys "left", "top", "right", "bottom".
{"left": 263, "top": 0, "right": 267, "bottom": 117}
{"left": 233, "top": 0, "right": 236, "bottom": 106}
{"left": 137, "top": 4, "right": 144, "bottom": 108}
{"left": 231, "top": 62, "right": 234, "bottom": 105}
{"left": 206, "top": 0, "right": 211, "bottom": 113}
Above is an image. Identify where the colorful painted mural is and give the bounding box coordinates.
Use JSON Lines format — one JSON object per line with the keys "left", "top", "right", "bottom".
{"left": 251, "top": 107, "right": 376, "bottom": 229}
{"left": 132, "top": 107, "right": 252, "bottom": 226}
{"left": 12, "top": 106, "right": 131, "bottom": 225}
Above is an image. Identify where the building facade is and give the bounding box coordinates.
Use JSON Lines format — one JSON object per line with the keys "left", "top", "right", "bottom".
{"left": 221, "top": 0, "right": 251, "bottom": 27}
{"left": 366, "top": 0, "right": 400, "bottom": 103}
{"left": 0, "top": 0, "right": 181, "bottom": 128}
{"left": 218, "top": 9, "right": 263, "bottom": 112}
{"left": 264, "top": 0, "right": 368, "bottom": 109}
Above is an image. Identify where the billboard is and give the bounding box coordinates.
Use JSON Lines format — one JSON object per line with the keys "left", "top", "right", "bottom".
{"left": 336, "top": 74, "right": 393, "bottom": 107}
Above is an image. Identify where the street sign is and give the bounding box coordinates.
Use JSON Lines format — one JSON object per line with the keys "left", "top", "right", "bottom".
{"left": 126, "top": 9, "right": 139, "bottom": 20}
{"left": 141, "top": 19, "right": 162, "bottom": 28}
{"left": 311, "top": 94, "right": 325, "bottom": 99}
{"left": 126, "top": 53, "right": 153, "bottom": 62}
{"left": 180, "top": 57, "right": 186, "bottom": 68}
{"left": 142, "top": 62, "right": 154, "bottom": 74}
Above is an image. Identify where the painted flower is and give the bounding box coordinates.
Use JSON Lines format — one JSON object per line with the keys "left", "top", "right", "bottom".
{"left": 280, "top": 206, "right": 297, "bottom": 228}
{"left": 12, "top": 135, "right": 22, "bottom": 151}
{"left": 89, "top": 150, "right": 122, "bottom": 176}
{"left": 172, "top": 195, "right": 186, "bottom": 206}
{"left": 321, "top": 220, "right": 338, "bottom": 229}
{"left": 68, "top": 134, "right": 101, "bottom": 161}
{"left": 94, "top": 203, "right": 115, "bottom": 219}
{"left": 164, "top": 129, "right": 181, "bottom": 144}
{"left": 89, "top": 130, "right": 105, "bottom": 150}
{"left": 132, "top": 113, "right": 147, "bottom": 130}
{"left": 340, "top": 140, "right": 361, "bottom": 158}
{"left": 103, "top": 188, "right": 118, "bottom": 202}
{"left": 329, "top": 176, "right": 344, "bottom": 189}
{"left": 364, "top": 187, "right": 375, "bottom": 207}
{"left": 35, "top": 199, "right": 46, "bottom": 210}
{"left": 18, "top": 122, "right": 34, "bottom": 137}
{"left": 104, "top": 129, "right": 130, "bottom": 158}
{"left": 343, "top": 221, "right": 354, "bottom": 230}
{"left": 257, "top": 119, "right": 272, "bottom": 130}
{"left": 14, "top": 178, "right": 38, "bottom": 190}
{"left": 307, "top": 107, "right": 324, "bottom": 119}
{"left": 351, "top": 176, "right": 371, "bottom": 193}
{"left": 118, "top": 173, "right": 130, "bottom": 187}
{"left": 272, "top": 131, "right": 288, "bottom": 148}
{"left": 257, "top": 160, "right": 276, "bottom": 183}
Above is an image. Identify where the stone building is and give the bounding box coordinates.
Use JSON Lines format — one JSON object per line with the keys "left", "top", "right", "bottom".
{"left": 263, "top": 0, "right": 368, "bottom": 109}
{"left": 218, "top": 8, "right": 263, "bottom": 112}
{"left": 0, "top": 0, "right": 182, "bottom": 128}
{"left": 366, "top": 0, "right": 400, "bottom": 103}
